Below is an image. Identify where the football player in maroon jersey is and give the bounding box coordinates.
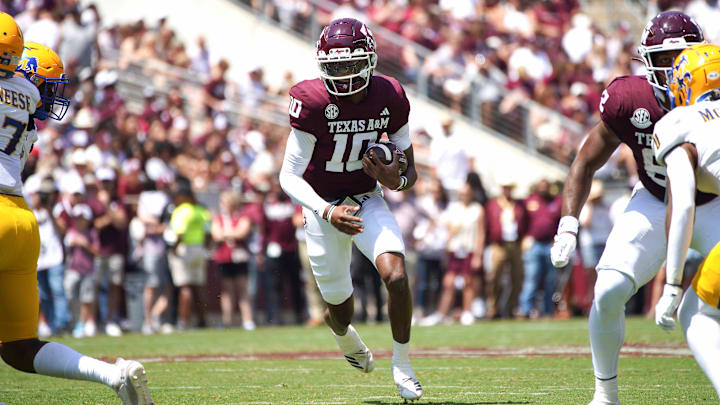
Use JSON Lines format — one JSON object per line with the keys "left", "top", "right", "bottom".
{"left": 549, "top": 11, "right": 720, "bottom": 405}
{"left": 279, "top": 18, "right": 422, "bottom": 401}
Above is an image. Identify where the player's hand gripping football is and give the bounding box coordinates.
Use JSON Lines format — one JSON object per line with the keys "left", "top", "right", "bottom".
{"left": 655, "top": 284, "right": 683, "bottom": 332}
{"left": 551, "top": 232, "right": 576, "bottom": 268}
{"left": 326, "top": 205, "right": 364, "bottom": 235}
{"left": 362, "top": 150, "right": 402, "bottom": 190}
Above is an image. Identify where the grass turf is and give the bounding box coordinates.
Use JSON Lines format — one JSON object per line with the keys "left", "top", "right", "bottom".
{"left": 0, "top": 317, "right": 715, "bottom": 404}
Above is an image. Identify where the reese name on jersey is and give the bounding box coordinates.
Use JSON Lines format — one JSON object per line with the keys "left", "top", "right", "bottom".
{"left": 0, "top": 85, "right": 33, "bottom": 112}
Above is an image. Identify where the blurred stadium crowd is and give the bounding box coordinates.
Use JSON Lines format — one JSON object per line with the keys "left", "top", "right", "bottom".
{"left": 0, "top": 0, "right": 711, "bottom": 337}
{"left": 246, "top": 0, "right": 720, "bottom": 163}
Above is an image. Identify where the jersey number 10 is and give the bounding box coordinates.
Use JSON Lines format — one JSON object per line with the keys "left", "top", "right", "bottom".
{"left": 325, "top": 131, "right": 378, "bottom": 173}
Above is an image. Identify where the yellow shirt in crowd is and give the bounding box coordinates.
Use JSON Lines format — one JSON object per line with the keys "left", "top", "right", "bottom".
{"left": 170, "top": 202, "right": 211, "bottom": 246}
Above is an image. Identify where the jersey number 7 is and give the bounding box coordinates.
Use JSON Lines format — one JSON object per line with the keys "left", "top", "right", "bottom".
{"left": 1, "top": 116, "right": 26, "bottom": 156}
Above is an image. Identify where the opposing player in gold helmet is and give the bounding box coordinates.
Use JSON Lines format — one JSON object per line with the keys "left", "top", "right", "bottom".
{"left": 16, "top": 42, "right": 70, "bottom": 120}
{"left": 651, "top": 43, "right": 720, "bottom": 399}
{"left": 0, "top": 12, "right": 23, "bottom": 78}
{"left": 0, "top": 20, "right": 154, "bottom": 405}
{"left": 666, "top": 43, "right": 720, "bottom": 108}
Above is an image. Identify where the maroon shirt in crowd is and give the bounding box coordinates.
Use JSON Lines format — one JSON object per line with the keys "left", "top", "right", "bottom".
{"left": 600, "top": 75, "right": 714, "bottom": 204}
{"left": 289, "top": 74, "right": 410, "bottom": 200}
{"left": 66, "top": 228, "right": 100, "bottom": 275}
{"left": 88, "top": 197, "right": 128, "bottom": 256}
{"left": 485, "top": 198, "right": 528, "bottom": 245}
{"left": 524, "top": 194, "right": 562, "bottom": 243}
{"left": 213, "top": 212, "right": 250, "bottom": 264}
{"left": 261, "top": 198, "right": 300, "bottom": 253}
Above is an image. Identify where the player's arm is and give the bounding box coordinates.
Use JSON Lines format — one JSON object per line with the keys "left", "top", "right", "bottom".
{"left": 279, "top": 128, "right": 364, "bottom": 235}
{"left": 392, "top": 122, "right": 417, "bottom": 190}
{"left": 655, "top": 143, "right": 697, "bottom": 331}
{"left": 563, "top": 121, "right": 621, "bottom": 217}
{"left": 550, "top": 121, "right": 620, "bottom": 267}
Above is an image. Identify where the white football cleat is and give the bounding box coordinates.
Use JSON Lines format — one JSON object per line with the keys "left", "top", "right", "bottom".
{"left": 115, "top": 358, "right": 154, "bottom": 405}
{"left": 589, "top": 376, "right": 619, "bottom": 405}
{"left": 343, "top": 346, "right": 375, "bottom": 373}
{"left": 392, "top": 360, "right": 422, "bottom": 401}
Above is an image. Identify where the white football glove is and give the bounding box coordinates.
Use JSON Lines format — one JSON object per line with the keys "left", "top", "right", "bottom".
{"left": 551, "top": 232, "right": 576, "bottom": 268}
{"left": 655, "top": 284, "right": 683, "bottom": 332}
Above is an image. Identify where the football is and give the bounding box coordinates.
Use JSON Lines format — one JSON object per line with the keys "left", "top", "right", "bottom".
{"left": 365, "top": 141, "right": 408, "bottom": 174}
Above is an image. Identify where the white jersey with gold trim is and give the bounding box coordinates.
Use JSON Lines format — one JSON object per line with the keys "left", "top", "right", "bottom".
{"left": 653, "top": 99, "right": 720, "bottom": 196}
{"left": 0, "top": 76, "right": 39, "bottom": 197}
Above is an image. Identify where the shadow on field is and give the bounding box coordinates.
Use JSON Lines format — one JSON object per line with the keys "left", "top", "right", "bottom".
{"left": 364, "top": 401, "right": 531, "bottom": 405}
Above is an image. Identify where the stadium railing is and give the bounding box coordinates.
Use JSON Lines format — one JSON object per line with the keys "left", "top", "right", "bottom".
{"left": 109, "top": 48, "right": 290, "bottom": 128}
{"left": 231, "top": 0, "right": 584, "bottom": 165}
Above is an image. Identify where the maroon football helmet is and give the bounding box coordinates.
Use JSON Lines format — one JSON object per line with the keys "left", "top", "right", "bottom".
{"left": 316, "top": 18, "right": 377, "bottom": 96}
{"left": 638, "top": 11, "right": 704, "bottom": 91}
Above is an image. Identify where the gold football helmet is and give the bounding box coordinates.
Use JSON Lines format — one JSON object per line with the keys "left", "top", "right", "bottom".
{"left": 667, "top": 43, "right": 720, "bottom": 108}
{"left": 16, "top": 42, "right": 70, "bottom": 120}
{"left": 0, "top": 12, "right": 23, "bottom": 78}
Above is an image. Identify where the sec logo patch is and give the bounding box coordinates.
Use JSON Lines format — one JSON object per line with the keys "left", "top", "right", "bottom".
{"left": 325, "top": 104, "right": 339, "bottom": 120}
{"left": 630, "top": 108, "right": 651, "bottom": 129}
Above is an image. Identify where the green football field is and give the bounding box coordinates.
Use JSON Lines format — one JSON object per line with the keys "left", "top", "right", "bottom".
{"left": 0, "top": 317, "right": 716, "bottom": 404}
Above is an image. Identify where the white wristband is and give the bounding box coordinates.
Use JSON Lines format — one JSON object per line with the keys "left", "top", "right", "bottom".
{"left": 326, "top": 205, "right": 337, "bottom": 225}
{"left": 394, "top": 176, "right": 408, "bottom": 191}
{"left": 557, "top": 216, "right": 579, "bottom": 235}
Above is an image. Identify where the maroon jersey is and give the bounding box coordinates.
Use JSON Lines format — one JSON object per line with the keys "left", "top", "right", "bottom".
{"left": 289, "top": 74, "right": 410, "bottom": 201}
{"left": 600, "top": 75, "right": 714, "bottom": 204}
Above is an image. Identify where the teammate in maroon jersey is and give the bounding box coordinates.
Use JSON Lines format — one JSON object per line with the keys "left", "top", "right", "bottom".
{"left": 279, "top": 18, "right": 422, "bottom": 401}
{"left": 550, "top": 11, "right": 717, "bottom": 405}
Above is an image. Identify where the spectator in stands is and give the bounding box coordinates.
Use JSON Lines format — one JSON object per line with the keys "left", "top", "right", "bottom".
{"left": 466, "top": 172, "right": 489, "bottom": 319}
{"left": 133, "top": 179, "right": 172, "bottom": 335}
{"left": 518, "top": 179, "right": 562, "bottom": 318}
{"left": 64, "top": 204, "right": 100, "bottom": 338}
{"left": 420, "top": 179, "right": 485, "bottom": 326}
{"left": 562, "top": 13, "right": 594, "bottom": 64}
{"left": 24, "top": 8, "right": 60, "bottom": 49}
{"left": 54, "top": 174, "right": 86, "bottom": 237}
{"left": 260, "top": 178, "right": 304, "bottom": 325}
{"left": 484, "top": 177, "right": 527, "bottom": 319}
{"left": 58, "top": 6, "right": 96, "bottom": 74}
{"left": 239, "top": 66, "right": 269, "bottom": 109}
{"left": 168, "top": 182, "right": 211, "bottom": 330}
{"left": 204, "top": 59, "right": 230, "bottom": 113}
{"left": 30, "top": 177, "right": 71, "bottom": 336}
{"left": 88, "top": 167, "right": 127, "bottom": 337}
{"left": 412, "top": 178, "right": 449, "bottom": 317}
{"left": 386, "top": 186, "right": 420, "bottom": 307}
{"left": 211, "top": 190, "right": 255, "bottom": 330}
{"left": 429, "top": 116, "right": 473, "bottom": 195}
{"left": 14, "top": 0, "right": 40, "bottom": 32}
{"left": 190, "top": 36, "right": 211, "bottom": 76}
{"left": 421, "top": 33, "right": 470, "bottom": 111}
{"left": 578, "top": 179, "right": 613, "bottom": 310}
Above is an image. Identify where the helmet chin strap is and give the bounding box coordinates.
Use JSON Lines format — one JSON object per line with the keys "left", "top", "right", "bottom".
{"left": 654, "top": 86, "right": 672, "bottom": 111}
